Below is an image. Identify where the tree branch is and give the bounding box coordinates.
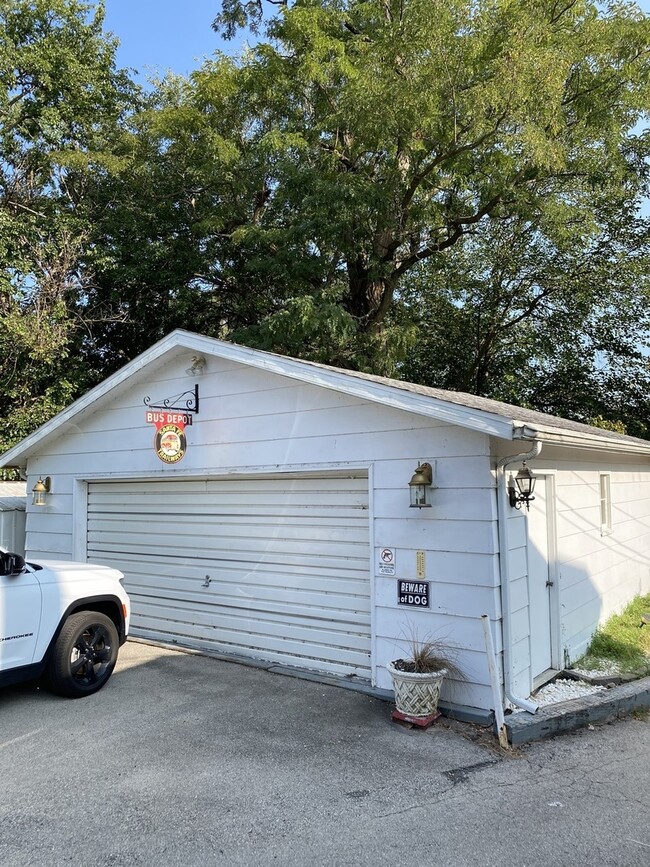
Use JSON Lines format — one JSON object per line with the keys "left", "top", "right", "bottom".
{"left": 393, "top": 193, "right": 503, "bottom": 277}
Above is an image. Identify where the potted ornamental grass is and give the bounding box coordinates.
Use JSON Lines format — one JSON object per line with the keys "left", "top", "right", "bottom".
{"left": 387, "top": 632, "right": 464, "bottom": 720}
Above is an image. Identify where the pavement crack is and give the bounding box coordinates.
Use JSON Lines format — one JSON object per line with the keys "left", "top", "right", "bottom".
{"left": 374, "top": 784, "right": 458, "bottom": 819}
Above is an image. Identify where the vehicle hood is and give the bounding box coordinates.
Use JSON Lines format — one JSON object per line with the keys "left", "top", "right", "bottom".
{"left": 30, "top": 559, "right": 125, "bottom": 584}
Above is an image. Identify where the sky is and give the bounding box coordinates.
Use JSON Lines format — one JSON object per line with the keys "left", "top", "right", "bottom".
{"left": 104, "top": 1, "right": 650, "bottom": 83}
{"left": 103, "top": 1, "right": 231, "bottom": 82}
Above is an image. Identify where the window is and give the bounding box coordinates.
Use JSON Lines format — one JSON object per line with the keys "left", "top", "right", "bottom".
{"left": 599, "top": 474, "right": 612, "bottom": 535}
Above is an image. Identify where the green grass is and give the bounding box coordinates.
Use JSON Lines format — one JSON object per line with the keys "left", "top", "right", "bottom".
{"left": 574, "top": 593, "right": 650, "bottom": 676}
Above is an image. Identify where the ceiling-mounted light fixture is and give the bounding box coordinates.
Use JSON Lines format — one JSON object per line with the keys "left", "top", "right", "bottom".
{"left": 32, "top": 476, "right": 51, "bottom": 506}
{"left": 185, "top": 355, "right": 206, "bottom": 376}
{"left": 408, "top": 462, "right": 434, "bottom": 508}
{"left": 508, "top": 462, "right": 536, "bottom": 511}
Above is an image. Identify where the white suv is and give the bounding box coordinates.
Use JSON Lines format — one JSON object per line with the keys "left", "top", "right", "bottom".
{"left": 0, "top": 549, "right": 130, "bottom": 698}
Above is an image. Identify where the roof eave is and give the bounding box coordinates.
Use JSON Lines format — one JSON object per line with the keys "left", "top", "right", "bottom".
{"left": 173, "top": 331, "right": 517, "bottom": 438}
{"left": 513, "top": 423, "right": 650, "bottom": 456}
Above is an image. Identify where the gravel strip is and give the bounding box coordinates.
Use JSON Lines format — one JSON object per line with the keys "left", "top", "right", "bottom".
{"left": 533, "top": 678, "right": 606, "bottom": 706}
{"left": 570, "top": 660, "right": 622, "bottom": 679}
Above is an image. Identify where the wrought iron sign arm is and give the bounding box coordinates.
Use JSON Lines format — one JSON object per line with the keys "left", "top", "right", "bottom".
{"left": 144, "top": 383, "right": 199, "bottom": 414}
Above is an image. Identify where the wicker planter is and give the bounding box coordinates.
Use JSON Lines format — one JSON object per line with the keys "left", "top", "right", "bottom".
{"left": 387, "top": 661, "right": 447, "bottom": 718}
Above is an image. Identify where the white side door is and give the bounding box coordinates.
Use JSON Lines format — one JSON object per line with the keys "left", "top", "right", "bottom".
{"left": 0, "top": 561, "right": 41, "bottom": 670}
{"left": 526, "top": 478, "right": 554, "bottom": 679}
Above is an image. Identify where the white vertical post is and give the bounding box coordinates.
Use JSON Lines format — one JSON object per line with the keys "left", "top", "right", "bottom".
{"left": 481, "top": 614, "right": 510, "bottom": 749}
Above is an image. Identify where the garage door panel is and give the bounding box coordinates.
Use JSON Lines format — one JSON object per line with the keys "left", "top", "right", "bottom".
{"left": 87, "top": 476, "right": 371, "bottom": 677}
{"left": 84, "top": 551, "right": 370, "bottom": 588}
{"left": 88, "top": 476, "right": 368, "bottom": 494}
{"left": 126, "top": 569, "right": 371, "bottom": 611}
{"left": 134, "top": 616, "right": 368, "bottom": 675}
{"left": 88, "top": 537, "right": 369, "bottom": 569}
{"left": 87, "top": 518, "right": 369, "bottom": 546}
{"left": 87, "top": 511, "right": 370, "bottom": 530}
{"left": 130, "top": 583, "right": 370, "bottom": 624}
{"left": 86, "top": 550, "right": 370, "bottom": 585}
{"left": 134, "top": 616, "right": 370, "bottom": 668}
{"left": 89, "top": 492, "right": 368, "bottom": 518}
{"left": 135, "top": 598, "right": 370, "bottom": 647}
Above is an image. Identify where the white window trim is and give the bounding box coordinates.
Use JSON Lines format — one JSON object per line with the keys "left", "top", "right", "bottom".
{"left": 599, "top": 473, "right": 613, "bottom": 536}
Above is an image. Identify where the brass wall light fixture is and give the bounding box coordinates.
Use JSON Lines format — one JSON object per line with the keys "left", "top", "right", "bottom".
{"left": 507, "top": 462, "right": 536, "bottom": 511}
{"left": 185, "top": 355, "right": 206, "bottom": 376}
{"left": 32, "top": 476, "right": 51, "bottom": 506}
{"left": 408, "top": 461, "right": 434, "bottom": 508}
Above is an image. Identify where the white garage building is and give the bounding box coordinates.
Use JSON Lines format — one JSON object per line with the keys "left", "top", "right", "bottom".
{"left": 2, "top": 330, "right": 650, "bottom": 720}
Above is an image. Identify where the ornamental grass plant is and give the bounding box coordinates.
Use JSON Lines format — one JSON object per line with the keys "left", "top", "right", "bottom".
{"left": 391, "top": 631, "right": 465, "bottom": 681}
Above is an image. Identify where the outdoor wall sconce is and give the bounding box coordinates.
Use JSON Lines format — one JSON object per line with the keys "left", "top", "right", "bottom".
{"left": 508, "top": 462, "right": 536, "bottom": 511}
{"left": 32, "top": 476, "right": 51, "bottom": 506}
{"left": 409, "top": 462, "right": 434, "bottom": 508}
{"left": 185, "top": 355, "right": 206, "bottom": 376}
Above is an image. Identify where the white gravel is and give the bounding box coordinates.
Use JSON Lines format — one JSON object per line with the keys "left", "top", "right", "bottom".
{"left": 511, "top": 676, "right": 607, "bottom": 712}
{"left": 532, "top": 678, "right": 606, "bottom": 706}
{"left": 570, "top": 661, "right": 622, "bottom": 679}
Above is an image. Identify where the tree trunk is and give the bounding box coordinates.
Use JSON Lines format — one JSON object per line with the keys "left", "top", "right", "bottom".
{"left": 345, "top": 255, "right": 394, "bottom": 332}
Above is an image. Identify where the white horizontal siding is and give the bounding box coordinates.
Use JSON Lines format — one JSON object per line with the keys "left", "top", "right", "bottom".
{"left": 530, "top": 454, "right": 650, "bottom": 664}
{"left": 25, "top": 355, "right": 499, "bottom": 711}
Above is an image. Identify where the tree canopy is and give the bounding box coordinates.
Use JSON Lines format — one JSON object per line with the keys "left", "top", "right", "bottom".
{"left": 1, "top": 0, "right": 649, "bottom": 460}
{"left": 205, "top": 1, "right": 650, "bottom": 377}
{"left": 0, "top": 0, "right": 138, "bottom": 458}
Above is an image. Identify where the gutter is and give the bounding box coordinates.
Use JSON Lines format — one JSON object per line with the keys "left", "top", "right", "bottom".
{"left": 513, "top": 423, "right": 650, "bottom": 456}
{"left": 496, "top": 441, "right": 543, "bottom": 715}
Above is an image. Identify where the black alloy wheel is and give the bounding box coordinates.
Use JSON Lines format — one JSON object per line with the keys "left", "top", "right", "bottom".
{"left": 45, "top": 611, "right": 119, "bottom": 698}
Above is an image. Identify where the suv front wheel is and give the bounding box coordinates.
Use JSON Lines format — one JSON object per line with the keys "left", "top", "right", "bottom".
{"left": 45, "top": 611, "right": 119, "bottom": 698}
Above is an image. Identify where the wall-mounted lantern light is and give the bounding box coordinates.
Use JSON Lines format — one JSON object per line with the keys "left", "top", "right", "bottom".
{"left": 32, "top": 476, "right": 51, "bottom": 506}
{"left": 409, "top": 462, "right": 434, "bottom": 509}
{"left": 185, "top": 355, "right": 206, "bottom": 376}
{"left": 508, "top": 462, "right": 536, "bottom": 511}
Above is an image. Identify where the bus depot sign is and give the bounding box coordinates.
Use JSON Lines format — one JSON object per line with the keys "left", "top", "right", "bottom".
{"left": 145, "top": 411, "right": 191, "bottom": 463}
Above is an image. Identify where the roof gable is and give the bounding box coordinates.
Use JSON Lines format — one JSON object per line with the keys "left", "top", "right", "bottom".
{"left": 2, "top": 329, "right": 649, "bottom": 467}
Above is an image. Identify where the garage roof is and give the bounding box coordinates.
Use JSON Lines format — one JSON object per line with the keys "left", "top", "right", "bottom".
{"left": 2, "top": 328, "right": 650, "bottom": 468}
{"left": 0, "top": 481, "right": 27, "bottom": 511}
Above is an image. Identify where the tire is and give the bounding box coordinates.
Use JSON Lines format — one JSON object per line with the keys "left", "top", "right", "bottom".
{"left": 45, "top": 611, "right": 119, "bottom": 698}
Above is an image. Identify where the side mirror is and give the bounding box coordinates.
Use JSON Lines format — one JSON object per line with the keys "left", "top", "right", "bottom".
{"left": 0, "top": 552, "right": 26, "bottom": 576}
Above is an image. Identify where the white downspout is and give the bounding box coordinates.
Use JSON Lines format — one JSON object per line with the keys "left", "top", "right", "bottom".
{"left": 496, "top": 441, "right": 543, "bottom": 714}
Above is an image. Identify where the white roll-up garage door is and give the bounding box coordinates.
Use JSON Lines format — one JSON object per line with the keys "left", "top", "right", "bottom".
{"left": 86, "top": 475, "right": 371, "bottom": 677}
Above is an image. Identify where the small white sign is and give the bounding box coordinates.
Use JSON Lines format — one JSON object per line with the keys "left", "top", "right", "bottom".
{"left": 379, "top": 547, "right": 395, "bottom": 564}
{"left": 378, "top": 547, "right": 396, "bottom": 576}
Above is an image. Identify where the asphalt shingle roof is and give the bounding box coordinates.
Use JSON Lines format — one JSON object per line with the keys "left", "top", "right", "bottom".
{"left": 294, "top": 356, "right": 650, "bottom": 449}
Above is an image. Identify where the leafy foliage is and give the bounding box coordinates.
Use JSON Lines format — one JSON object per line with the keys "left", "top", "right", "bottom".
{"left": 398, "top": 204, "right": 650, "bottom": 436}
{"left": 2, "top": 0, "right": 650, "bottom": 458}
{"left": 0, "top": 0, "right": 139, "bottom": 463}
{"left": 205, "top": 0, "right": 650, "bottom": 340}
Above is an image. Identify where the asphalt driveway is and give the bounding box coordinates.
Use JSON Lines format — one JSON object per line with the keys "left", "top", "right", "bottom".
{"left": 1, "top": 640, "right": 649, "bottom": 866}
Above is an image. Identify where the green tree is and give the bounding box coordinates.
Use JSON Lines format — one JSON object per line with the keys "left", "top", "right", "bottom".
{"left": 200, "top": 0, "right": 650, "bottom": 370}
{"left": 398, "top": 203, "right": 650, "bottom": 437}
{"left": 82, "top": 0, "right": 650, "bottom": 386}
{"left": 0, "top": 0, "right": 138, "bottom": 461}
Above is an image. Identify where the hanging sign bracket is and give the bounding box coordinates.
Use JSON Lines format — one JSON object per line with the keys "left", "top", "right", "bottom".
{"left": 143, "top": 383, "right": 199, "bottom": 416}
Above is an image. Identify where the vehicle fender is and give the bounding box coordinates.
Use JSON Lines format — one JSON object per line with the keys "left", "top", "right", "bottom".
{"left": 39, "top": 595, "right": 128, "bottom": 667}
